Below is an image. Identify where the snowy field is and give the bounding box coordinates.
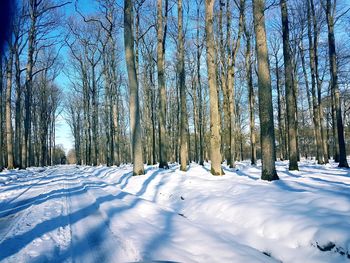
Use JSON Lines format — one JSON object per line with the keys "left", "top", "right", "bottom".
{"left": 0, "top": 160, "right": 349, "bottom": 263}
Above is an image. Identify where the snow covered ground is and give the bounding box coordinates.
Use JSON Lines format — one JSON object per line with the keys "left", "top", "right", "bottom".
{"left": 0, "top": 160, "right": 349, "bottom": 262}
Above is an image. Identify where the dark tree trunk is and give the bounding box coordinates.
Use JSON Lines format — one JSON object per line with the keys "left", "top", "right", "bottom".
{"left": 253, "top": 0, "right": 279, "bottom": 181}
{"left": 280, "top": 0, "right": 298, "bottom": 170}
{"left": 326, "top": 0, "right": 348, "bottom": 167}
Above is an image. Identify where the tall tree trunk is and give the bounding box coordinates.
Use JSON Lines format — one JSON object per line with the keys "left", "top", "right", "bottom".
{"left": 91, "top": 66, "right": 99, "bottom": 165}
{"left": 197, "top": 0, "right": 204, "bottom": 166}
{"left": 299, "top": 42, "right": 314, "bottom": 124}
{"left": 149, "top": 64, "right": 157, "bottom": 165}
{"left": 178, "top": 0, "right": 188, "bottom": 171}
{"left": 113, "top": 102, "right": 120, "bottom": 166}
{"left": 0, "top": 56, "right": 3, "bottom": 169}
{"left": 157, "top": 0, "right": 169, "bottom": 169}
{"left": 6, "top": 49, "right": 14, "bottom": 169}
{"left": 253, "top": 0, "right": 278, "bottom": 180}
{"left": 104, "top": 66, "right": 111, "bottom": 166}
{"left": 326, "top": 0, "right": 348, "bottom": 167}
{"left": 331, "top": 89, "right": 339, "bottom": 161}
{"left": 300, "top": 39, "right": 317, "bottom": 159}
{"left": 219, "top": 0, "right": 229, "bottom": 166}
{"left": 274, "top": 52, "right": 286, "bottom": 161}
{"left": 124, "top": 0, "right": 144, "bottom": 175}
{"left": 226, "top": 0, "right": 244, "bottom": 168}
{"left": 280, "top": 0, "right": 298, "bottom": 170}
{"left": 310, "top": 0, "right": 328, "bottom": 164}
{"left": 191, "top": 76, "right": 199, "bottom": 163}
{"left": 244, "top": 21, "right": 256, "bottom": 165}
{"left": 307, "top": 0, "right": 324, "bottom": 164}
{"left": 14, "top": 42, "right": 22, "bottom": 168}
{"left": 205, "top": 0, "right": 224, "bottom": 175}
{"left": 24, "top": 1, "right": 38, "bottom": 168}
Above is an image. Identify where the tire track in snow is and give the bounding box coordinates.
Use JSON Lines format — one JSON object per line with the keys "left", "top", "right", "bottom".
{"left": 65, "top": 166, "right": 141, "bottom": 263}
{"left": 0, "top": 168, "right": 59, "bottom": 243}
{"left": 0, "top": 168, "right": 74, "bottom": 262}
{"left": 0, "top": 167, "right": 59, "bottom": 211}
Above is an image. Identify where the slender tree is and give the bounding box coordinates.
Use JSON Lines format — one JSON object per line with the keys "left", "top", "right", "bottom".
{"left": 244, "top": 15, "right": 256, "bottom": 165}
{"left": 253, "top": 0, "right": 279, "bottom": 180}
{"left": 157, "top": 0, "right": 169, "bottom": 169}
{"left": 205, "top": 0, "right": 224, "bottom": 175}
{"left": 125, "top": 0, "right": 144, "bottom": 175}
{"left": 306, "top": 0, "right": 324, "bottom": 164}
{"left": 178, "top": 0, "right": 188, "bottom": 171}
{"left": 5, "top": 45, "right": 14, "bottom": 169}
{"left": 0, "top": 56, "right": 3, "bottom": 169}
{"left": 280, "top": 0, "right": 299, "bottom": 170}
{"left": 325, "top": 0, "right": 348, "bottom": 167}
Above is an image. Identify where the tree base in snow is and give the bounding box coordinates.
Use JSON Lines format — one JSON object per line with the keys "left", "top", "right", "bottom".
{"left": 211, "top": 167, "right": 225, "bottom": 176}
{"left": 159, "top": 162, "right": 169, "bottom": 169}
{"left": 133, "top": 169, "right": 144, "bottom": 176}
{"left": 261, "top": 170, "right": 279, "bottom": 181}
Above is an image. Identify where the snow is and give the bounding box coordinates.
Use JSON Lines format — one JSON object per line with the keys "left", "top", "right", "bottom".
{"left": 0, "top": 160, "right": 349, "bottom": 262}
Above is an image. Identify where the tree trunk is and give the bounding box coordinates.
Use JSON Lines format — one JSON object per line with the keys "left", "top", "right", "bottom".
{"left": 197, "top": 0, "right": 204, "bottom": 166}
{"left": 274, "top": 53, "right": 286, "bottom": 161}
{"left": 14, "top": 41, "right": 22, "bottom": 168}
{"left": 157, "top": 0, "right": 169, "bottom": 169}
{"left": 326, "top": 0, "right": 348, "bottom": 167}
{"left": 6, "top": 49, "right": 14, "bottom": 169}
{"left": 24, "top": 9, "right": 36, "bottom": 168}
{"left": 331, "top": 89, "right": 339, "bottom": 161}
{"left": 226, "top": 0, "right": 244, "bottom": 168}
{"left": 205, "top": 0, "right": 224, "bottom": 175}
{"left": 91, "top": 65, "right": 99, "bottom": 165}
{"left": 280, "top": 0, "right": 298, "bottom": 170}
{"left": 0, "top": 56, "right": 3, "bottom": 169}
{"left": 244, "top": 20, "right": 256, "bottom": 165}
{"left": 178, "top": 0, "right": 188, "bottom": 171}
{"left": 124, "top": 0, "right": 144, "bottom": 175}
{"left": 253, "top": 0, "right": 278, "bottom": 180}
{"left": 307, "top": 0, "right": 324, "bottom": 164}
{"left": 310, "top": 0, "right": 328, "bottom": 164}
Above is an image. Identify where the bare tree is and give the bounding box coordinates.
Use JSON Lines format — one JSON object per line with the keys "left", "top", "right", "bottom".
{"left": 280, "top": 0, "right": 299, "bottom": 170}
{"left": 5, "top": 43, "right": 14, "bottom": 169}
{"left": 244, "top": 12, "right": 256, "bottom": 165}
{"left": 124, "top": 0, "right": 144, "bottom": 175}
{"left": 325, "top": 0, "right": 349, "bottom": 167}
{"left": 178, "top": 0, "right": 188, "bottom": 171}
{"left": 0, "top": 56, "right": 3, "bottom": 169}
{"left": 253, "top": 0, "right": 279, "bottom": 180}
{"left": 205, "top": 0, "right": 224, "bottom": 175}
{"left": 157, "top": 0, "right": 169, "bottom": 169}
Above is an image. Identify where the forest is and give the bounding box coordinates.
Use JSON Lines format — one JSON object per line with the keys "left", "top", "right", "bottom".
{"left": 1, "top": 0, "right": 350, "bottom": 262}
{"left": 1, "top": 0, "right": 350, "bottom": 178}
{"left": 1, "top": 0, "right": 350, "bottom": 180}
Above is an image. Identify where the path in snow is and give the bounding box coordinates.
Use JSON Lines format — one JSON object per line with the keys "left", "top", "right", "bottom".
{"left": 0, "top": 165, "right": 275, "bottom": 263}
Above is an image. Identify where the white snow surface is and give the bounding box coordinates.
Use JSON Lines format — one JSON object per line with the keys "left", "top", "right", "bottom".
{"left": 0, "top": 160, "right": 349, "bottom": 262}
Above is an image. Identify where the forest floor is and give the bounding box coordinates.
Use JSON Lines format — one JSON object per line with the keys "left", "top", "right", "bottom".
{"left": 0, "top": 160, "right": 349, "bottom": 262}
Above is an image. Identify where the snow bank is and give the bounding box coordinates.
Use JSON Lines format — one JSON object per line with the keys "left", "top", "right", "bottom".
{"left": 0, "top": 161, "right": 349, "bottom": 262}
{"left": 100, "top": 160, "right": 350, "bottom": 262}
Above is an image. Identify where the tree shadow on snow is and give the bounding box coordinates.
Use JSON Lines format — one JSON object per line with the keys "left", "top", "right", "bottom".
{"left": 0, "top": 166, "right": 183, "bottom": 262}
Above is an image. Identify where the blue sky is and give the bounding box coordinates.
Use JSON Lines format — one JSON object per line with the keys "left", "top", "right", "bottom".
{"left": 54, "top": 1, "right": 100, "bottom": 153}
